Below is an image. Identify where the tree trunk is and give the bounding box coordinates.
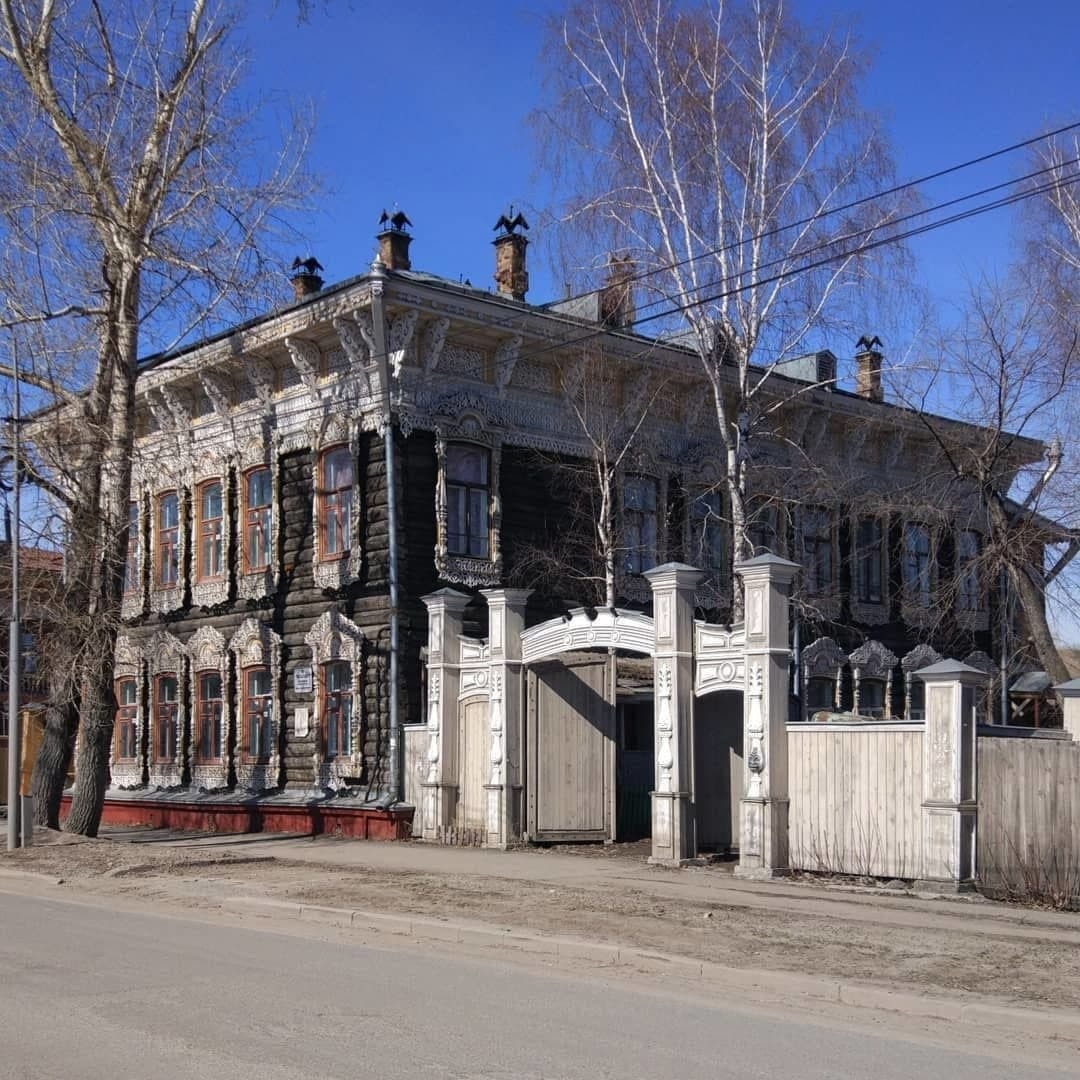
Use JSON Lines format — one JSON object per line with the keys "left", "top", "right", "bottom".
{"left": 1008, "top": 560, "right": 1070, "bottom": 685}
{"left": 30, "top": 699, "right": 78, "bottom": 828}
{"left": 64, "top": 649, "right": 115, "bottom": 837}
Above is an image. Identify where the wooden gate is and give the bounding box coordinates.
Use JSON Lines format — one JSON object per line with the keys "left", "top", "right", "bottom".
{"left": 527, "top": 655, "right": 614, "bottom": 842}
{"left": 456, "top": 697, "right": 488, "bottom": 835}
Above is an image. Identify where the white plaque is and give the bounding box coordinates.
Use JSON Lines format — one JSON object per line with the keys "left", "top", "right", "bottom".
{"left": 294, "top": 707, "right": 310, "bottom": 738}
{"left": 293, "top": 666, "right": 313, "bottom": 693}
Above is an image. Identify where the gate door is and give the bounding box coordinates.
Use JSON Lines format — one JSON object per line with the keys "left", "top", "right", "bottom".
{"left": 527, "top": 655, "right": 614, "bottom": 842}
{"left": 457, "top": 697, "right": 488, "bottom": 833}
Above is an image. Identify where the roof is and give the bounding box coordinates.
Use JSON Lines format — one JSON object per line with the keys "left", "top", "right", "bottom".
{"left": 1009, "top": 671, "right": 1054, "bottom": 694}
{"left": 0, "top": 545, "right": 63, "bottom": 573}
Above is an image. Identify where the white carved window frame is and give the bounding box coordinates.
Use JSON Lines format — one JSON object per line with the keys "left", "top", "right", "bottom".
{"left": 230, "top": 617, "right": 283, "bottom": 791}
{"left": 121, "top": 481, "right": 147, "bottom": 620}
{"left": 434, "top": 421, "right": 503, "bottom": 588}
{"left": 849, "top": 511, "right": 890, "bottom": 627}
{"left": 800, "top": 635, "right": 846, "bottom": 720}
{"left": 616, "top": 464, "right": 667, "bottom": 604}
{"left": 186, "top": 626, "right": 230, "bottom": 791}
{"left": 191, "top": 455, "right": 231, "bottom": 609}
{"left": 305, "top": 608, "right": 365, "bottom": 790}
{"left": 109, "top": 635, "right": 144, "bottom": 789}
{"left": 235, "top": 437, "right": 282, "bottom": 601}
{"left": 682, "top": 464, "right": 730, "bottom": 611}
{"left": 149, "top": 480, "right": 187, "bottom": 616}
{"left": 954, "top": 526, "right": 989, "bottom": 632}
{"left": 900, "top": 643, "right": 942, "bottom": 721}
{"left": 311, "top": 417, "right": 363, "bottom": 591}
{"left": 146, "top": 630, "right": 186, "bottom": 788}
{"left": 849, "top": 639, "right": 898, "bottom": 718}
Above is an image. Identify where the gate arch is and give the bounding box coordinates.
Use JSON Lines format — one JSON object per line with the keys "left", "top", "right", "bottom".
{"left": 520, "top": 607, "right": 655, "bottom": 665}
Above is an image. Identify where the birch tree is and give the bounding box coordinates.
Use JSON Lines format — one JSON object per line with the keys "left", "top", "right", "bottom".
{"left": 0, "top": 0, "right": 311, "bottom": 833}
{"left": 540, "top": 0, "right": 905, "bottom": 609}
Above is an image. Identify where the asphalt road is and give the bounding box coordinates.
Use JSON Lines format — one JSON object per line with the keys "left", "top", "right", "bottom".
{"left": 0, "top": 890, "right": 1072, "bottom": 1080}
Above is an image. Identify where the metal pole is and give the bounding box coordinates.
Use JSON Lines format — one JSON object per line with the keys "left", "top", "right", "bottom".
{"left": 6, "top": 355, "right": 21, "bottom": 849}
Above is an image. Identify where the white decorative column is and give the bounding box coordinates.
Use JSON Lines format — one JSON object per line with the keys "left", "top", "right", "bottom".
{"left": 420, "top": 588, "right": 470, "bottom": 841}
{"left": 480, "top": 588, "right": 531, "bottom": 848}
{"left": 1056, "top": 678, "right": 1080, "bottom": 741}
{"left": 645, "top": 563, "right": 706, "bottom": 866}
{"left": 916, "top": 659, "right": 981, "bottom": 890}
{"left": 734, "top": 555, "right": 800, "bottom": 879}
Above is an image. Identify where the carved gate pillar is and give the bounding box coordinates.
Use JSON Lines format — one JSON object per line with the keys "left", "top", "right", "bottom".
{"left": 420, "top": 588, "right": 471, "bottom": 841}
{"left": 916, "top": 660, "right": 981, "bottom": 890}
{"left": 481, "top": 588, "right": 532, "bottom": 848}
{"left": 734, "top": 555, "right": 800, "bottom": 879}
{"left": 645, "top": 563, "right": 706, "bottom": 866}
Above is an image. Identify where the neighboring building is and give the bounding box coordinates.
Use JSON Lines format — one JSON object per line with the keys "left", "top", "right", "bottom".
{"left": 41, "top": 215, "right": 1048, "bottom": 836}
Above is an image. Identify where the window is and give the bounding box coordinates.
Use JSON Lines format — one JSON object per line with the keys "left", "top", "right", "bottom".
{"left": 154, "top": 674, "right": 179, "bottom": 762}
{"left": 446, "top": 444, "right": 490, "bottom": 558}
{"left": 244, "top": 667, "right": 274, "bottom": 761}
{"left": 805, "top": 677, "right": 835, "bottom": 721}
{"left": 195, "top": 671, "right": 223, "bottom": 763}
{"left": 323, "top": 661, "right": 352, "bottom": 759}
{"left": 690, "top": 491, "right": 725, "bottom": 573}
{"left": 197, "top": 481, "right": 224, "bottom": 580}
{"left": 115, "top": 678, "right": 138, "bottom": 761}
{"left": 124, "top": 501, "right": 140, "bottom": 593}
{"left": 624, "top": 475, "right": 658, "bottom": 574}
{"left": 801, "top": 508, "right": 833, "bottom": 594}
{"left": 748, "top": 505, "right": 778, "bottom": 555}
{"left": 319, "top": 447, "right": 353, "bottom": 559}
{"left": 855, "top": 517, "right": 884, "bottom": 604}
{"left": 157, "top": 492, "right": 180, "bottom": 586}
{"left": 957, "top": 529, "right": 981, "bottom": 611}
{"left": 903, "top": 523, "right": 931, "bottom": 607}
{"left": 244, "top": 468, "right": 273, "bottom": 572}
{"left": 859, "top": 679, "right": 886, "bottom": 718}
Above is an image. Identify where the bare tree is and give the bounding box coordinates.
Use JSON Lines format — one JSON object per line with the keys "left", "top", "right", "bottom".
{"left": 539, "top": 0, "right": 906, "bottom": 611}
{"left": 0, "top": 0, "right": 312, "bottom": 833}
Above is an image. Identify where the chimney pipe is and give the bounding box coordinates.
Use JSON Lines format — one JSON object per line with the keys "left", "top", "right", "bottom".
{"left": 854, "top": 336, "right": 884, "bottom": 403}
{"left": 492, "top": 208, "right": 530, "bottom": 301}
{"left": 376, "top": 209, "right": 413, "bottom": 271}
{"left": 599, "top": 255, "right": 636, "bottom": 328}
{"left": 289, "top": 256, "right": 324, "bottom": 300}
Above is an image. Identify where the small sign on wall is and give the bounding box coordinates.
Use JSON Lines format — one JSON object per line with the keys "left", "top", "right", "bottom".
{"left": 294, "top": 706, "right": 310, "bottom": 738}
{"left": 293, "top": 666, "right": 313, "bottom": 693}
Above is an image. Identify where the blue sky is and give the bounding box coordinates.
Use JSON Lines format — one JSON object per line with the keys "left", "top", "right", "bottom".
{"left": 244, "top": 0, "right": 1080, "bottom": 310}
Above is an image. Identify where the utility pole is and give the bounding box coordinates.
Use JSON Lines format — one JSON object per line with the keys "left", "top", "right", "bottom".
{"left": 6, "top": 354, "right": 20, "bottom": 849}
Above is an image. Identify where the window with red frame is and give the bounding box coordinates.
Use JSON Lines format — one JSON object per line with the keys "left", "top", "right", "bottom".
{"left": 198, "top": 480, "right": 224, "bottom": 580}
{"left": 157, "top": 492, "right": 179, "bottom": 586}
{"left": 124, "top": 501, "right": 140, "bottom": 593}
{"left": 154, "top": 674, "right": 179, "bottom": 762}
{"left": 319, "top": 447, "right": 353, "bottom": 559}
{"left": 115, "top": 678, "right": 138, "bottom": 760}
{"left": 195, "top": 671, "right": 223, "bottom": 762}
{"left": 244, "top": 468, "right": 273, "bottom": 572}
{"left": 244, "top": 666, "right": 273, "bottom": 761}
{"left": 323, "top": 660, "right": 352, "bottom": 759}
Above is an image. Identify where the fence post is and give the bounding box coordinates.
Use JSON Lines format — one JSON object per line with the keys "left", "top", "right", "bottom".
{"left": 644, "top": 562, "right": 706, "bottom": 865}
{"left": 420, "top": 588, "right": 471, "bottom": 841}
{"left": 916, "top": 659, "right": 981, "bottom": 890}
{"left": 480, "top": 588, "right": 531, "bottom": 848}
{"left": 1056, "top": 678, "right": 1080, "bottom": 741}
{"left": 733, "top": 554, "right": 800, "bottom": 879}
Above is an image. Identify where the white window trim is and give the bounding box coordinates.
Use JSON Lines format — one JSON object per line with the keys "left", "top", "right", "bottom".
{"left": 109, "top": 635, "right": 144, "bottom": 789}
{"left": 149, "top": 488, "right": 187, "bottom": 616}
{"left": 230, "top": 618, "right": 283, "bottom": 792}
{"left": 146, "top": 630, "right": 185, "bottom": 789}
{"left": 191, "top": 460, "right": 230, "bottom": 609}
{"left": 186, "top": 626, "right": 230, "bottom": 791}
{"left": 121, "top": 489, "right": 147, "bottom": 620}
{"left": 235, "top": 438, "right": 282, "bottom": 602}
{"left": 312, "top": 419, "right": 363, "bottom": 591}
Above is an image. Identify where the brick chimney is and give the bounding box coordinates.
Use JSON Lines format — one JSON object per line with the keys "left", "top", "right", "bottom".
{"left": 599, "top": 254, "right": 635, "bottom": 328}
{"left": 289, "top": 256, "right": 324, "bottom": 300}
{"left": 854, "top": 335, "right": 884, "bottom": 403}
{"left": 493, "top": 208, "right": 529, "bottom": 301}
{"left": 376, "top": 209, "right": 413, "bottom": 271}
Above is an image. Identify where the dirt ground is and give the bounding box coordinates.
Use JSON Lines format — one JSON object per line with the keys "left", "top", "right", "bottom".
{"left": 5, "top": 828, "right": 1080, "bottom": 1012}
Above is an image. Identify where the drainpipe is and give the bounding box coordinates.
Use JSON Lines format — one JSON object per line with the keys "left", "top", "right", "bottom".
{"left": 369, "top": 260, "right": 402, "bottom": 805}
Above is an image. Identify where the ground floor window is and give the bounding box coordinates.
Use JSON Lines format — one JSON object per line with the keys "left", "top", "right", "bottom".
{"left": 115, "top": 678, "right": 138, "bottom": 760}
{"left": 245, "top": 667, "right": 274, "bottom": 761}
{"left": 154, "top": 674, "right": 179, "bottom": 762}
{"left": 195, "top": 671, "right": 223, "bottom": 763}
{"left": 323, "top": 661, "right": 352, "bottom": 759}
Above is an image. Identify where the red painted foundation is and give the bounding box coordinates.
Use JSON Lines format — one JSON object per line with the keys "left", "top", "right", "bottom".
{"left": 59, "top": 795, "right": 414, "bottom": 840}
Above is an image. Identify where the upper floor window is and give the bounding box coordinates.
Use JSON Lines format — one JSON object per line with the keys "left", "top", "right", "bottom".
{"left": 323, "top": 660, "right": 352, "bottom": 759}
{"left": 114, "top": 678, "right": 138, "bottom": 761}
{"left": 689, "top": 491, "right": 725, "bottom": 574}
{"left": 320, "top": 447, "right": 353, "bottom": 559}
{"left": 154, "top": 674, "right": 179, "bottom": 762}
{"left": 157, "top": 492, "right": 179, "bottom": 587}
{"left": 624, "top": 475, "right": 658, "bottom": 574}
{"left": 197, "top": 480, "right": 224, "bottom": 581}
{"left": 855, "top": 517, "right": 884, "bottom": 604}
{"left": 244, "top": 666, "right": 273, "bottom": 761}
{"left": 244, "top": 468, "right": 273, "bottom": 572}
{"left": 124, "top": 501, "right": 140, "bottom": 594}
{"left": 801, "top": 508, "right": 833, "bottom": 594}
{"left": 903, "top": 523, "right": 932, "bottom": 607}
{"left": 194, "top": 671, "right": 223, "bottom": 763}
{"left": 957, "top": 529, "right": 981, "bottom": 611}
{"left": 748, "top": 505, "right": 778, "bottom": 556}
{"left": 446, "top": 444, "right": 490, "bottom": 558}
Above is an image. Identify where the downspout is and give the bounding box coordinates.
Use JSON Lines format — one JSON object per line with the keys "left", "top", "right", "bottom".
{"left": 370, "top": 261, "right": 402, "bottom": 805}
